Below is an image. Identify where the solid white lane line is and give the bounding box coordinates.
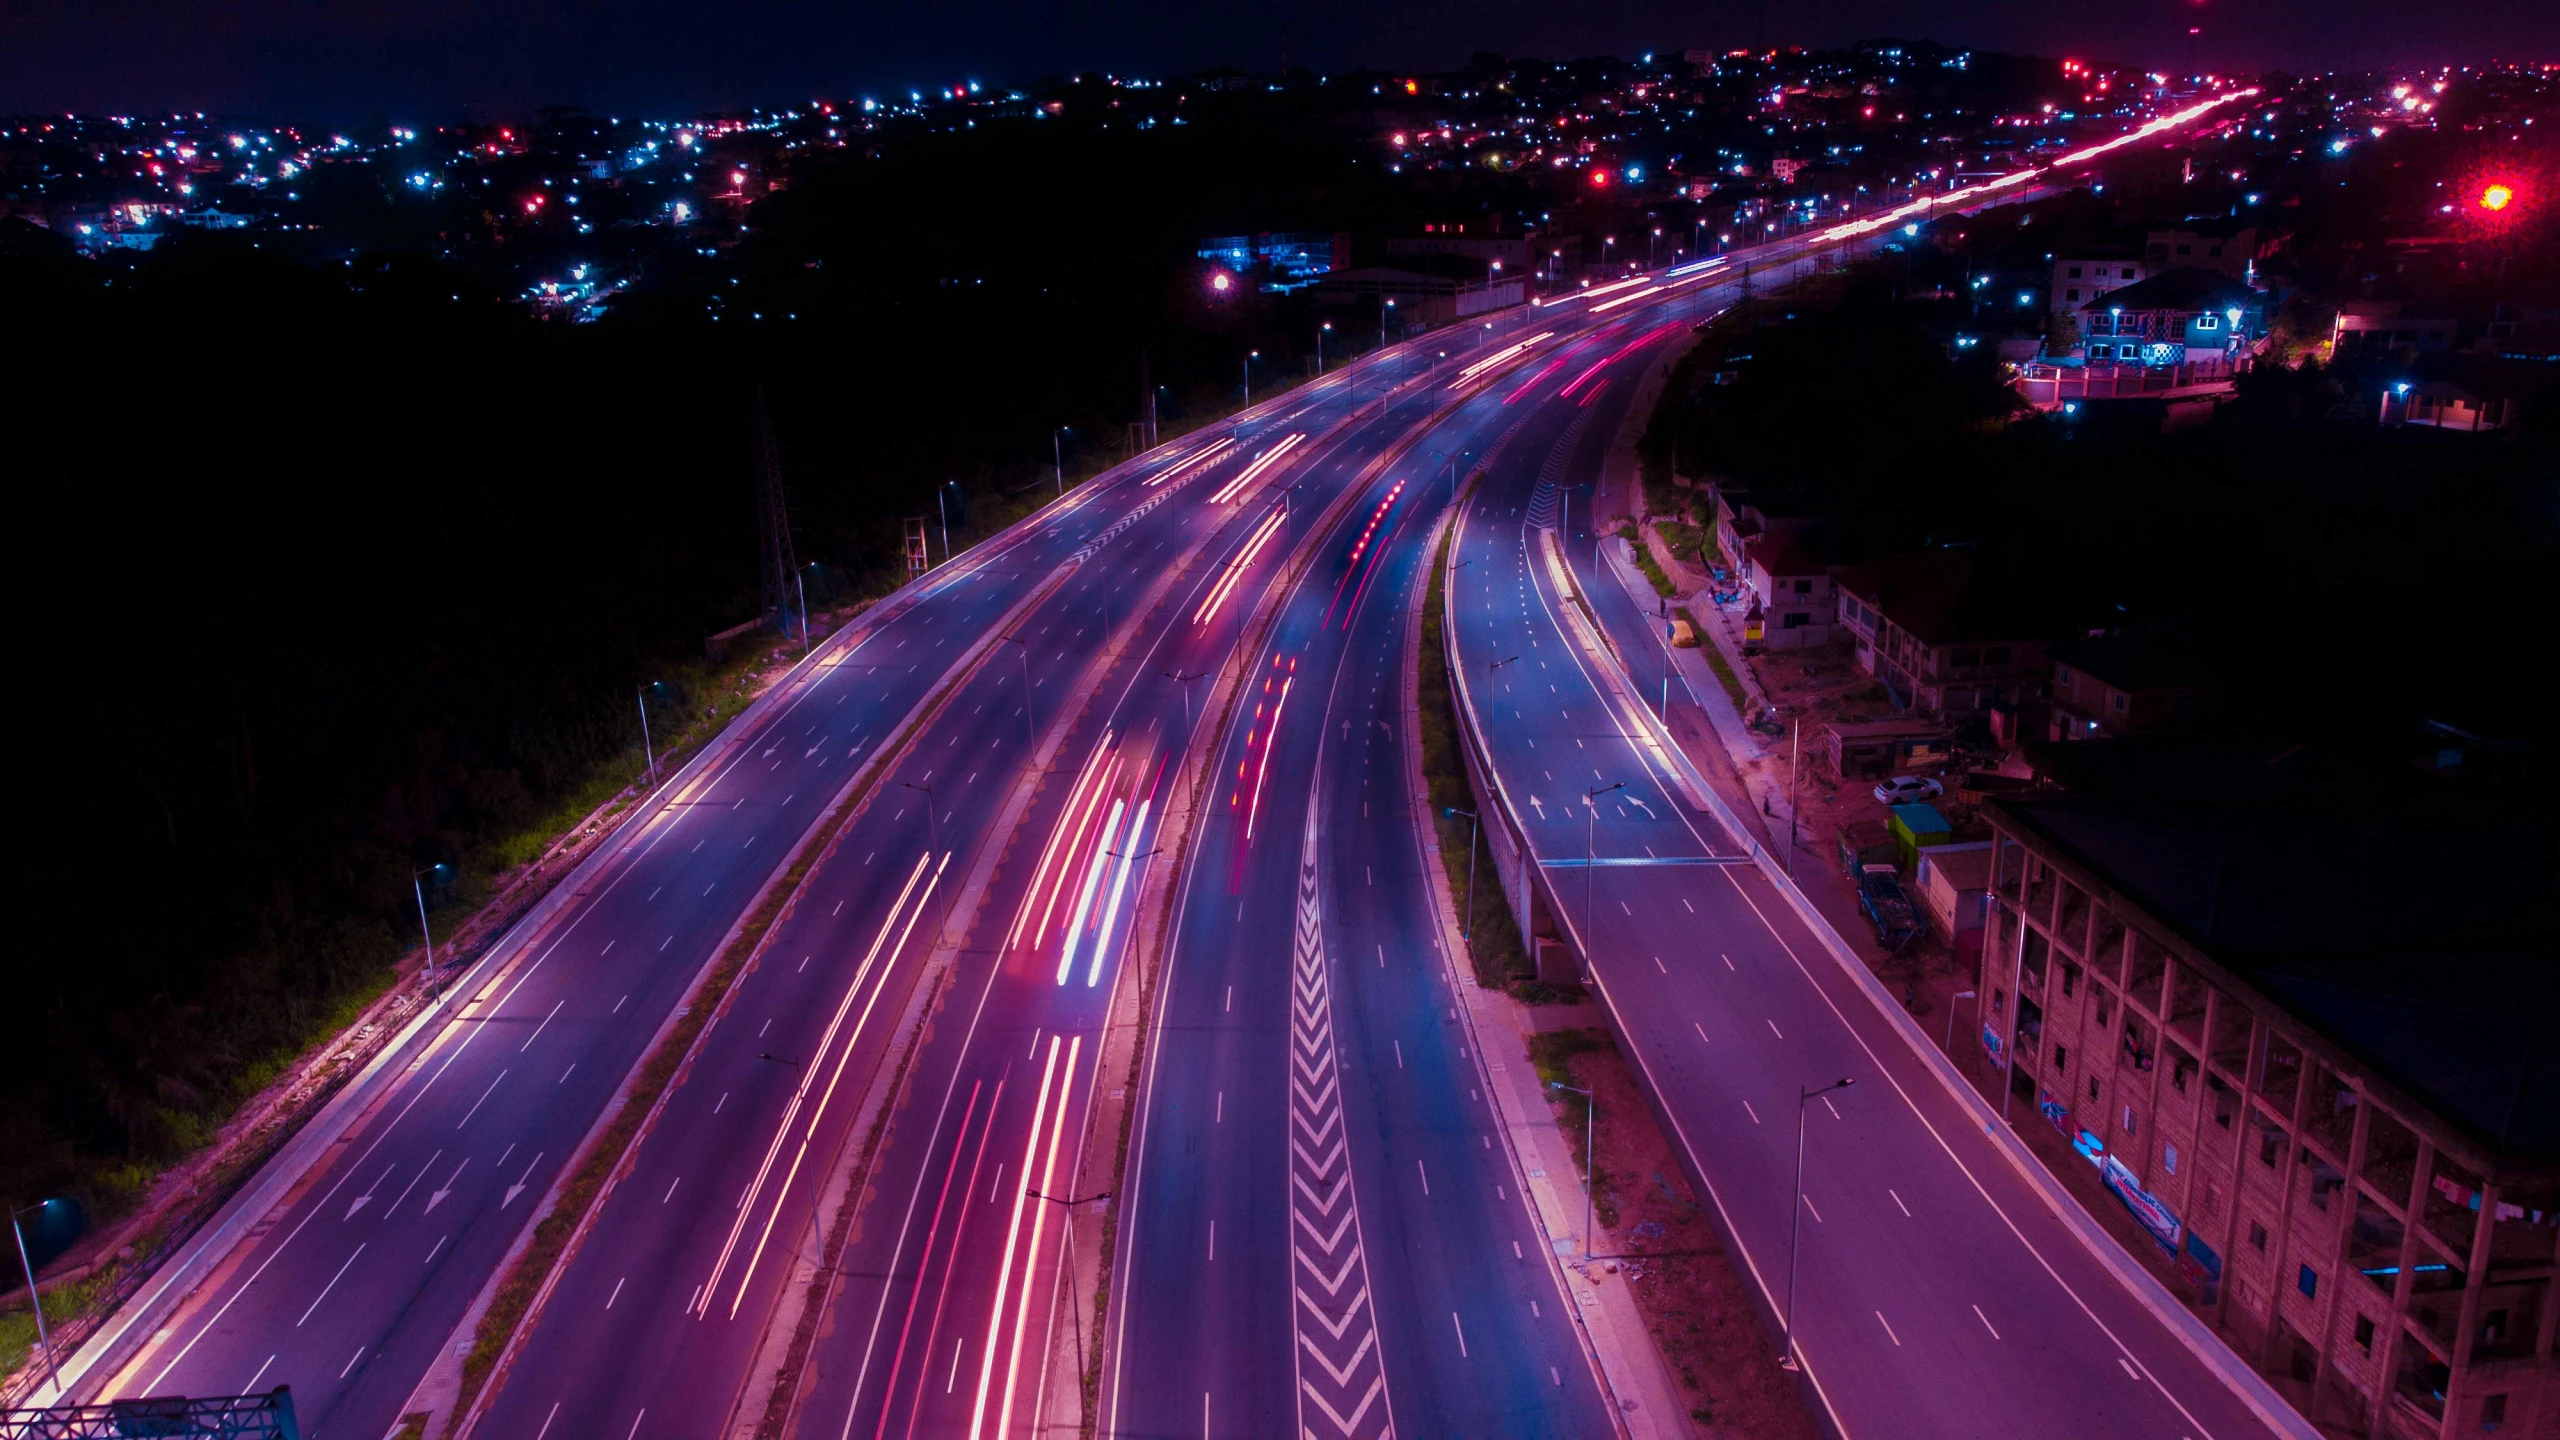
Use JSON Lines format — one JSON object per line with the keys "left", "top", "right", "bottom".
{"left": 423, "top": 1235, "right": 446, "bottom": 1266}
{"left": 1451, "top": 1311, "right": 1469, "bottom": 1358}
{"left": 339, "top": 1346, "right": 365, "bottom": 1379}
{"left": 455, "top": 1070, "right": 507, "bottom": 1129}
{"left": 296, "top": 1244, "right": 365, "bottom": 1326}
{"left": 534, "top": 1402, "right": 561, "bottom": 1440}
{"left": 242, "top": 1354, "right": 275, "bottom": 1395}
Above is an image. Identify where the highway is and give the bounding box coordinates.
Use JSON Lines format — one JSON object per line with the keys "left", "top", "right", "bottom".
{"left": 1426, "top": 294, "right": 2299, "bottom": 1438}
{"left": 1104, "top": 369, "right": 1618, "bottom": 1438}
{"left": 69, "top": 357, "right": 1447, "bottom": 1440}
{"left": 51, "top": 90, "right": 2272, "bottom": 1440}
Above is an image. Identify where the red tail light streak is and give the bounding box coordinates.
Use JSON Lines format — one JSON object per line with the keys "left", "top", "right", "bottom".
{"left": 1324, "top": 480, "right": 1407, "bottom": 629}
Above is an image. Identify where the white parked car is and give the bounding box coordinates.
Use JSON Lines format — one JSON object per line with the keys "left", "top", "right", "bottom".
{"left": 1873, "top": 775, "right": 1945, "bottom": 805}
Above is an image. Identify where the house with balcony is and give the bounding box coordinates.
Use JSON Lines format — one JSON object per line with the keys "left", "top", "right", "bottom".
{"left": 1741, "top": 531, "right": 1837, "bottom": 651}
{"left": 2052, "top": 253, "right": 2150, "bottom": 346}
{"left": 2077, "top": 266, "right": 2266, "bottom": 369}
{"left": 1832, "top": 549, "right": 2048, "bottom": 717}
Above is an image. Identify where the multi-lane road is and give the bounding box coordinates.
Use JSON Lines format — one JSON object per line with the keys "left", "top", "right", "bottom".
{"left": 45, "top": 89, "right": 2297, "bottom": 1440}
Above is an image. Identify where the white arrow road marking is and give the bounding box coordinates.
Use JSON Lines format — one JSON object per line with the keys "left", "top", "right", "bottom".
{"left": 503, "top": 1152, "right": 543, "bottom": 1208}
{"left": 423, "top": 1158, "right": 468, "bottom": 1216}
{"left": 1286, "top": 802, "right": 1393, "bottom": 1440}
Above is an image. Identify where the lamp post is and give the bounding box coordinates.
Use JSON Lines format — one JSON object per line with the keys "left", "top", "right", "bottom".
{"left": 1053, "top": 427, "right": 1068, "bottom": 496}
{"left": 1317, "top": 321, "right": 1332, "bottom": 374}
{"left": 1445, "top": 808, "right": 1479, "bottom": 944}
{"left": 1164, "top": 669, "right": 1204, "bottom": 730}
{"left": 1947, "top": 990, "right": 1977, "bottom": 1055}
{"left": 1243, "top": 350, "right": 1258, "bottom": 407}
{"left": 1583, "top": 782, "right": 1625, "bottom": 962}
{"left": 1783, "top": 1077, "right": 1857, "bottom": 1369}
{"left": 637, "top": 682, "right": 661, "bottom": 785}
{"left": 1651, "top": 226, "right": 1662, "bottom": 268}
{"left": 797, "top": 562, "right": 817, "bottom": 654}
{"left": 1026, "top": 1188, "right": 1114, "bottom": 1428}
{"left": 412, "top": 863, "right": 448, "bottom": 974}
{"left": 901, "top": 781, "right": 948, "bottom": 939}
{"left": 935, "top": 483, "right": 956, "bottom": 565}
{"left": 12, "top": 1201, "right": 64, "bottom": 1399}
{"left": 1547, "top": 1082, "right": 1597, "bottom": 1263}
{"left": 998, "top": 635, "right": 1036, "bottom": 747}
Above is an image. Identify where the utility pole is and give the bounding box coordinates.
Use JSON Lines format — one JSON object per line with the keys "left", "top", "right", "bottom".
{"left": 637, "top": 684, "right": 659, "bottom": 785}
{"left": 1786, "top": 716, "right": 1801, "bottom": 875}
{"left": 752, "top": 387, "right": 797, "bottom": 639}
{"left": 1054, "top": 428, "right": 1066, "bottom": 496}
{"left": 1584, "top": 782, "right": 1625, "bottom": 964}
{"left": 1000, "top": 636, "right": 1036, "bottom": 746}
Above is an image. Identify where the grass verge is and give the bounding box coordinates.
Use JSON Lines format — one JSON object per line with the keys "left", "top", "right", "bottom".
{"left": 1418, "top": 517, "right": 1535, "bottom": 990}
{"left": 1679, "top": 607, "right": 1752, "bottom": 714}
{"left": 1619, "top": 524, "right": 1675, "bottom": 598}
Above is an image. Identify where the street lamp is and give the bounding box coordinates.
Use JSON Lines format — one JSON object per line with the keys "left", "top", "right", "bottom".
{"left": 1650, "top": 226, "right": 1662, "bottom": 267}
{"left": 1317, "top": 321, "right": 1332, "bottom": 374}
{"left": 998, "top": 635, "right": 1036, "bottom": 746}
{"left": 1445, "top": 808, "right": 1480, "bottom": 944}
{"left": 1053, "top": 427, "right": 1069, "bottom": 496}
{"left": 1583, "top": 782, "right": 1625, "bottom": 962}
{"left": 412, "top": 863, "right": 449, "bottom": 975}
{"left": 1783, "top": 1077, "right": 1857, "bottom": 1370}
{"left": 1946, "top": 991, "right": 1977, "bottom": 1054}
{"left": 637, "top": 681, "right": 663, "bottom": 785}
{"left": 797, "top": 562, "right": 817, "bottom": 654}
{"left": 1163, "top": 668, "right": 1205, "bottom": 729}
{"left": 10, "top": 1201, "right": 64, "bottom": 1399}
{"left": 1547, "top": 1082, "right": 1598, "bottom": 1263}
{"left": 1026, "top": 1188, "right": 1114, "bottom": 1427}
{"left": 1243, "top": 350, "right": 1259, "bottom": 407}
{"left": 901, "top": 781, "right": 948, "bottom": 938}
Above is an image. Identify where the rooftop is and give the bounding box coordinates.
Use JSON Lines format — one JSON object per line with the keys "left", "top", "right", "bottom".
{"left": 1832, "top": 549, "right": 2042, "bottom": 647}
{"left": 1993, "top": 739, "right": 2558, "bottom": 1165}
{"left": 2051, "top": 633, "right": 2221, "bottom": 692}
{"left": 2079, "top": 265, "right": 2260, "bottom": 315}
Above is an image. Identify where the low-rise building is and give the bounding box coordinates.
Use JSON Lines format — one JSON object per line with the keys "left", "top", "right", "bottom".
{"left": 1978, "top": 741, "right": 2558, "bottom": 1440}
{"left": 2145, "top": 222, "right": 2264, "bottom": 282}
{"left": 2054, "top": 254, "right": 2151, "bottom": 334}
{"left": 1741, "top": 531, "right": 1837, "bottom": 650}
{"left": 2078, "top": 266, "right": 2266, "bottom": 368}
{"left": 2048, "top": 634, "right": 2223, "bottom": 742}
{"left": 1833, "top": 550, "right": 2049, "bottom": 717}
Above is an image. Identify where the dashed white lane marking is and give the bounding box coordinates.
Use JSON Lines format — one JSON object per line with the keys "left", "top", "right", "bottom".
{"left": 1974, "top": 1304, "right": 2001, "bottom": 1340}
{"left": 1877, "top": 1311, "right": 1902, "bottom": 1347}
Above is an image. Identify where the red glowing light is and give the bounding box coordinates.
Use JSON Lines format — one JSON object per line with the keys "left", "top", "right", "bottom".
{"left": 2481, "top": 182, "right": 2515, "bottom": 212}
{"left": 1589, "top": 169, "right": 1610, "bottom": 188}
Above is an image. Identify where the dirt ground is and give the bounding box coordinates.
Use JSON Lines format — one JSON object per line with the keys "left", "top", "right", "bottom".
{"left": 1533, "top": 1029, "right": 1822, "bottom": 1440}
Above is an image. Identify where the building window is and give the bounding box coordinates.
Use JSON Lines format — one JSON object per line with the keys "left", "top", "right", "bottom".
{"left": 2197, "top": 313, "right": 2219, "bottom": 330}
{"left": 1951, "top": 647, "right": 1980, "bottom": 667}
{"left": 2057, "top": 665, "right": 2074, "bottom": 685}
{"left": 2066, "top": 288, "right": 2081, "bottom": 302}
{"left": 2208, "top": 245, "right": 2224, "bottom": 258}
{"left": 2249, "top": 1221, "right": 2269, "bottom": 1251}
{"left": 1983, "top": 647, "right": 2011, "bottom": 665}
{"left": 2298, "top": 1265, "right": 2318, "bottom": 1300}
{"left": 2067, "top": 266, "right": 2083, "bottom": 278}
{"left": 2110, "top": 692, "right": 2128, "bottom": 714}
{"left": 2054, "top": 1044, "right": 2068, "bottom": 1072}
{"left": 1783, "top": 613, "right": 1809, "bottom": 628}
{"left": 2259, "top": 1125, "right": 2286, "bottom": 1167}
{"left": 2483, "top": 1393, "right": 2508, "bottom": 1426}
{"left": 2121, "top": 266, "right": 2137, "bottom": 278}
{"left": 2354, "top": 1315, "right": 2375, "bottom": 1353}
{"left": 2173, "top": 247, "right": 2190, "bottom": 258}
{"left": 2121, "top": 1106, "right": 2139, "bottom": 1136}
{"left": 1793, "top": 578, "right": 1813, "bottom": 595}
{"left": 2164, "top": 1143, "right": 2178, "bottom": 1175}
{"left": 2088, "top": 1078, "right": 2100, "bottom": 1100}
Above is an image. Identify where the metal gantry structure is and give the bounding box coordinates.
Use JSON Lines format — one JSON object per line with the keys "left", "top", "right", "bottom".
{"left": 0, "top": 1389, "right": 300, "bottom": 1440}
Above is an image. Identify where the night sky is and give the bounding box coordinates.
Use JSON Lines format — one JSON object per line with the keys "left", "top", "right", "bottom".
{"left": 6, "top": 0, "right": 2556, "bottom": 122}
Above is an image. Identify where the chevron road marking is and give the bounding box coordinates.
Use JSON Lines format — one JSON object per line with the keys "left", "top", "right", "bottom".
{"left": 1285, "top": 805, "right": 1393, "bottom": 1440}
